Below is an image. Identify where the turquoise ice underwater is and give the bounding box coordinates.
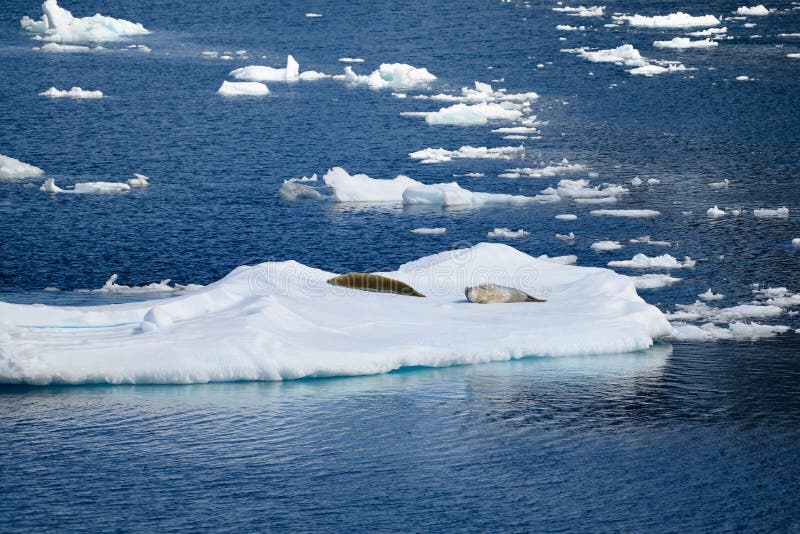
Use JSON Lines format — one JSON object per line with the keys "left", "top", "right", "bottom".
{"left": 1, "top": 0, "right": 800, "bottom": 530}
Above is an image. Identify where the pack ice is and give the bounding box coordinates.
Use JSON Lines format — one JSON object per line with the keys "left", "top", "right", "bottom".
{"left": 0, "top": 244, "right": 671, "bottom": 385}
{"left": 20, "top": 0, "right": 149, "bottom": 43}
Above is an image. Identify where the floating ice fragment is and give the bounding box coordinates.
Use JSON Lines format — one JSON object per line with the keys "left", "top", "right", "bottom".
{"left": 614, "top": 12, "right": 720, "bottom": 29}
{"left": 556, "top": 214, "right": 578, "bottom": 221}
{"left": 217, "top": 81, "right": 269, "bottom": 96}
{"left": 40, "top": 178, "right": 130, "bottom": 194}
{"left": 708, "top": 179, "right": 729, "bottom": 189}
{"left": 339, "top": 57, "right": 364, "bottom": 63}
{"left": 591, "top": 209, "right": 660, "bottom": 217}
{"left": 127, "top": 173, "right": 149, "bottom": 187}
{"left": 753, "top": 207, "right": 789, "bottom": 218}
{"left": 631, "top": 274, "right": 682, "bottom": 289}
{"left": 629, "top": 236, "right": 671, "bottom": 246}
{"left": 341, "top": 63, "right": 436, "bottom": 90}
{"left": 699, "top": 289, "right": 725, "bottom": 301}
{"left": 552, "top": 5, "right": 605, "bottom": 17}
{"left": 0, "top": 155, "right": 44, "bottom": 180}
{"left": 488, "top": 228, "right": 529, "bottom": 239}
{"left": 305, "top": 13, "right": 322, "bottom": 17}
{"left": 653, "top": 37, "right": 719, "bottom": 48}
{"left": 707, "top": 205, "right": 725, "bottom": 217}
{"left": 20, "top": 0, "right": 150, "bottom": 43}
{"left": 39, "top": 86, "right": 103, "bottom": 99}
{"left": 412, "top": 103, "right": 524, "bottom": 126}
{"left": 277, "top": 181, "right": 324, "bottom": 201}
{"left": 411, "top": 228, "right": 446, "bottom": 235}
{"left": 592, "top": 240, "right": 623, "bottom": 251}
{"left": 735, "top": 5, "right": 770, "bottom": 15}
{"left": 556, "top": 232, "right": 575, "bottom": 241}
{"left": 608, "top": 254, "right": 695, "bottom": 269}
{"left": 229, "top": 55, "right": 300, "bottom": 82}
{"left": 409, "top": 145, "right": 524, "bottom": 164}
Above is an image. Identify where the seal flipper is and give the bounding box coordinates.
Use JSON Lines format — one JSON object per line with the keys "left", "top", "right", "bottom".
{"left": 525, "top": 294, "right": 547, "bottom": 303}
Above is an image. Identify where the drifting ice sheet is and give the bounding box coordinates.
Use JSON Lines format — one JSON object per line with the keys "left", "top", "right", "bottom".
{"left": 20, "top": 0, "right": 150, "bottom": 43}
{"left": 0, "top": 243, "right": 672, "bottom": 385}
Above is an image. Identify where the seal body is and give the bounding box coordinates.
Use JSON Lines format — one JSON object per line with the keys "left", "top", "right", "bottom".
{"left": 327, "top": 272, "right": 425, "bottom": 297}
{"left": 465, "top": 284, "right": 545, "bottom": 304}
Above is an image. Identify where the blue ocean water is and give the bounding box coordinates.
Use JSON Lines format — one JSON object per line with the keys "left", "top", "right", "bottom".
{"left": 1, "top": 0, "right": 800, "bottom": 530}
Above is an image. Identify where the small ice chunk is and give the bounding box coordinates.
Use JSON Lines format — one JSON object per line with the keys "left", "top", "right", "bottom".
{"left": 736, "top": 75, "right": 750, "bottom": 81}
{"left": 708, "top": 179, "right": 729, "bottom": 189}
{"left": 631, "top": 274, "right": 682, "bottom": 289}
{"left": 631, "top": 177, "right": 642, "bottom": 186}
{"left": 409, "top": 145, "right": 524, "bottom": 164}
{"left": 629, "top": 236, "right": 671, "bottom": 247}
{"left": 793, "top": 238, "right": 800, "bottom": 246}
{"left": 342, "top": 63, "right": 436, "bottom": 90}
{"left": 608, "top": 254, "right": 695, "bottom": 269}
{"left": 555, "top": 214, "right": 578, "bottom": 221}
{"left": 40, "top": 178, "right": 130, "bottom": 194}
{"left": 339, "top": 57, "right": 365, "bottom": 63}
{"left": 488, "top": 228, "right": 529, "bottom": 239}
{"left": 653, "top": 37, "right": 719, "bottom": 48}
{"left": 0, "top": 154, "right": 44, "bottom": 180}
{"left": 229, "top": 55, "right": 300, "bottom": 82}
{"left": 411, "top": 227, "right": 446, "bottom": 235}
{"left": 707, "top": 205, "right": 725, "bottom": 217}
{"left": 753, "top": 207, "right": 789, "bottom": 218}
{"left": 556, "top": 232, "right": 575, "bottom": 241}
{"left": 277, "top": 181, "right": 324, "bottom": 201}
{"left": 420, "top": 103, "right": 524, "bottom": 126}
{"left": 735, "top": 5, "right": 770, "bottom": 16}
{"left": 552, "top": 5, "right": 605, "bottom": 17}
{"left": 39, "top": 86, "right": 103, "bottom": 99}
{"left": 591, "top": 209, "right": 660, "bottom": 217}
{"left": 217, "top": 81, "right": 269, "bottom": 96}
{"left": 698, "top": 289, "right": 725, "bottom": 300}
{"left": 305, "top": 13, "right": 322, "bottom": 17}
{"left": 127, "top": 173, "right": 149, "bottom": 187}
{"left": 592, "top": 240, "right": 623, "bottom": 251}
{"left": 615, "top": 12, "right": 721, "bottom": 29}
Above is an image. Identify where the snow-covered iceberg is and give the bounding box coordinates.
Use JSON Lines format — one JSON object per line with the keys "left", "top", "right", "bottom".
{"left": 20, "top": 0, "right": 150, "bottom": 43}
{"left": 0, "top": 154, "right": 44, "bottom": 180}
{"left": 322, "top": 167, "right": 536, "bottom": 206}
{"left": 0, "top": 243, "right": 672, "bottom": 385}
{"left": 340, "top": 63, "right": 436, "bottom": 90}
{"left": 229, "top": 56, "right": 300, "bottom": 82}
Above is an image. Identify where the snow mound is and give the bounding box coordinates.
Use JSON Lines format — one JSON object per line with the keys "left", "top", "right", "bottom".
{"left": 20, "top": 0, "right": 149, "bottom": 43}
{"left": 0, "top": 243, "right": 672, "bottom": 385}
{"left": 341, "top": 63, "right": 436, "bottom": 90}
{"left": 0, "top": 155, "right": 44, "bottom": 180}
{"left": 229, "top": 55, "right": 299, "bottom": 82}
{"left": 218, "top": 81, "right": 269, "bottom": 96}
{"left": 608, "top": 254, "right": 695, "bottom": 269}
{"left": 653, "top": 37, "right": 718, "bottom": 48}
{"left": 409, "top": 145, "right": 524, "bottom": 164}
{"left": 322, "top": 167, "right": 537, "bottom": 206}
{"left": 736, "top": 5, "right": 769, "bottom": 16}
{"left": 39, "top": 86, "right": 103, "bottom": 99}
{"left": 614, "top": 12, "right": 720, "bottom": 29}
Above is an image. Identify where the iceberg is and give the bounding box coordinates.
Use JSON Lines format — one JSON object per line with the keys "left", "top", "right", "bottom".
{"left": 614, "top": 12, "right": 721, "bottom": 29}
{"left": 341, "top": 63, "right": 436, "bottom": 90}
{"left": 217, "top": 81, "right": 269, "bottom": 96}
{"left": 0, "top": 154, "right": 44, "bottom": 180}
{"left": 229, "top": 55, "right": 300, "bottom": 82}
{"left": 20, "top": 0, "right": 150, "bottom": 43}
{"left": 0, "top": 243, "right": 671, "bottom": 385}
{"left": 39, "top": 86, "right": 103, "bottom": 99}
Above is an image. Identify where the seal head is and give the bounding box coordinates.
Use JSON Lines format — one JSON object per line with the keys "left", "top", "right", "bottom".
{"left": 327, "top": 272, "right": 426, "bottom": 297}
{"left": 465, "top": 284, "right": 546, "bottom": 304}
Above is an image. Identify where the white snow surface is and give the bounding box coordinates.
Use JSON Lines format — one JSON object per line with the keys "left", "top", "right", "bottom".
{"left": 39, "top": 86, "right": 103, "bottom": 99}
{"left": 0, "top": 155, "right": 44, "bottom": 180}
{"left": 20, "top": 0, "right": 149, "bottom": 43}
{"left": 0, "top": 244, "right": 672, "bottom": 385}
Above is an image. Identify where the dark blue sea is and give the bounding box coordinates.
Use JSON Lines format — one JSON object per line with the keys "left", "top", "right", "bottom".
{"left": 1, "top": 0, "right": 800, "bottom": 530}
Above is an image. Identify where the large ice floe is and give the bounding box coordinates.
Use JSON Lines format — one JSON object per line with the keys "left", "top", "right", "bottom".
{"left": 229, "top": 56, "right": 300, "bottom": 82}
{"left": 217, "top": 81, "right": 269, "bottom": 96}
{"left": 613, "top": 12, "right": 721, "bottom": 29}
{"left": 20, "top": 0, "right": 150, "bottom": 43}
{"left": 0, "top": 154, "right": 44, "bottom": 180}
{"left": 0, "top": 243, "right": 672, "bottom": 385}
{"left": 39, "top": 86, "right": 103, "bottom": 99}
{"left": 735, "top": 5, "right": 770, "bottom": 16}
{"left": 322, "top": 167, "right": 537, "bottom": 206}
{"left": 338, "top": 63, "right": 436, "bottom": 90}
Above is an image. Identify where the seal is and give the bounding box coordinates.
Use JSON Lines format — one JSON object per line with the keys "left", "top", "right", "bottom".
{"left": 327, "top": 272, "right": 426, "bottom": 297}
{"left": 465, "top": 284, "right": 546, "bottom": 304}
